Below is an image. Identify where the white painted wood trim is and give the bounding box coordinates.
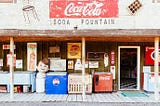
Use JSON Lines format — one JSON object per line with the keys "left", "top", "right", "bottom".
{"left": 118, "top": 46, "right": 140, "bottom": 90}
{"left": 82, "top": 37, "right": 86, "bottom": 100}
{"left": 9, "top": 37, "right": 14, "bottom": 99}
{"left": 154, "top": 37, "right": 159, "bottom": 101}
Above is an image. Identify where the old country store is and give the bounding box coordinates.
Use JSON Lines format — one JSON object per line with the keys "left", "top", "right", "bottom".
{"left": 0, "top": 0, "right": 160, "bottom": 100}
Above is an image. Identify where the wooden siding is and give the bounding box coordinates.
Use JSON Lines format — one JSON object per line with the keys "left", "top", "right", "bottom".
{"left": 0, "top": 41, "right": 156, "bottom": 89}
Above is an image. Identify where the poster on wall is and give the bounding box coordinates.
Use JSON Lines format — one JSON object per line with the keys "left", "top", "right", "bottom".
{"left": 0, "top": 59, "right": 3, "bottom": 67}
{"left": 16, "top": 60, "right": 23, "bottom": 69}
{"left": 145, "top": 46, "right": 160, "bottom": 65}
{"left": 7, "top": 54, "right": 16, "bottom": 67}
{"left": 0, "top": 59, "right": 3, "bottom": 71}
{"left": 67, "top": 43, "right": 81, "bottom": 59}
{"left": 50, "top": 58, "right": 66, "bottom": 71}
{"left": 110, "top": 66, "right": 116, "bottom": 79}
{"left": 3, "top": 44, "right": 15, "bottom": 50}
{"left": 49, "top": 46, "right": 60, "bottom": 53}
{"left": 89, "top": 61, "right": 99, "bottom": 68}
{"left": 68, "top": 60, "right": 74, "bottom": 70}
{"left": 27, "top": 43, "right": 37, "bottom": 71}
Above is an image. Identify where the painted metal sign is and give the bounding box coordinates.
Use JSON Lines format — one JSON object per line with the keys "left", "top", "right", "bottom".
{"left": 27, "top": 43, "right": 37, "bottom": 71}
{"left": 110, "top": 51, "right": 115, "bottom": 65}
{"left": 145, "top": 46, "right": 160, "bottom": 65}
{"left": 49, "top": 0, "right": 118, "bottom": 18}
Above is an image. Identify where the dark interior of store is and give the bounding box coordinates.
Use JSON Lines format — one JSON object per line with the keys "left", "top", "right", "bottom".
{"left": 120, "top": 48, "right": 137, "bottom": 90}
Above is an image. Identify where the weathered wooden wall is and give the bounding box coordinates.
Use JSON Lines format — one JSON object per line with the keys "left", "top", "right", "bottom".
{"left": 0, "top": 41, "right": 154, "bottom": 72}
{"left": 0, "top": 41, "right": 155, "bottom": 88}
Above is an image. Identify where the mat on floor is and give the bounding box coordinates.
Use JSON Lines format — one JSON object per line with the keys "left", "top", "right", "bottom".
{"left": 121, "top": 91, "right": 149, "bottom": 97}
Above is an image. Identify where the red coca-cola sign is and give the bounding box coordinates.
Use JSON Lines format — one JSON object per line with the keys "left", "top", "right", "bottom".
{"left": 49, "top": 0, "right": 118, "bottom": 18}
{"left": 145, "top": 46, "right": 160, "bottom": 65}
{"left": 110, "top": 51, "right": 115, "bottom": 65}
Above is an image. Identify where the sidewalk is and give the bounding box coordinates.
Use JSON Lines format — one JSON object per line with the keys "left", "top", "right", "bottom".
{"left": 0, "top": 91, "right": 159, "bottom": 106}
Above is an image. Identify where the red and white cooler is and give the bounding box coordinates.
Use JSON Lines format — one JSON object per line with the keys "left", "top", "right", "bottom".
{"left": 94, "top": 72, "right": 113, "bottom": 92}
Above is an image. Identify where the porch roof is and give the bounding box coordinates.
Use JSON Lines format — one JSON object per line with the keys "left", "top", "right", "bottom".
{"left": 0, "top": 29, "right": 159, "bottom": 42}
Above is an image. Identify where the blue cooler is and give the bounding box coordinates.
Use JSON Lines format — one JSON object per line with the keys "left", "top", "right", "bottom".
{"left": 45, "top": 72, "right": 68, "bottom": 94}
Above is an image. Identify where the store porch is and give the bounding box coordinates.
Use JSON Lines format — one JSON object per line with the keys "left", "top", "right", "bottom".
{"left": 0, "top": 91, "right": 159, "bottom": 105}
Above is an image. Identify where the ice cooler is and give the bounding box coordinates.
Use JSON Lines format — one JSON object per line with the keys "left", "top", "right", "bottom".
{"left": 94, "top": 72, "right": 113, "bottom": 92}
{"left": 45, "top": 72, "right": 68, "bottom": 94}
{"left": 143, "top": 72, "right": 160, "bottom": 92}
{"left": 68, "top": 73, "right": 92, "bottom": 94}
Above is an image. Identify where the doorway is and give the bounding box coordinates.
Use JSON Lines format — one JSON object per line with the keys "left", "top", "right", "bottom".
{"left": 118, "top": 46, "right": 140, "bottom": 90}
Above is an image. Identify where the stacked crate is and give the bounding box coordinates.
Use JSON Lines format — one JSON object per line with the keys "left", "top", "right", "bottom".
{"left": 68, "top": 73, "right": 92, "bottom": 94}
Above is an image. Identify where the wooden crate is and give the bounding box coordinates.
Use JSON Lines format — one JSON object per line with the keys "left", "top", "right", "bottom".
{"left": 68, "top": 73, "right": 92, "bottom": 94}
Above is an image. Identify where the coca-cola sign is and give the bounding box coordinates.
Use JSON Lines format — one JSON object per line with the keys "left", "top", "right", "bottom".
{"left": 49, "top": 0, "right": 118, "bottom": 18}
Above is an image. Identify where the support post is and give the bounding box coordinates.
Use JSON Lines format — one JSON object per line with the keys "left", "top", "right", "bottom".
{"left": 10, "top": 37, "right": 14, "bottom": 99}
{"left": 154, "top": 37, "right": 159, "bottom": 101}
{"left": 82, "top": 37, "right": 86, "bottom": 101}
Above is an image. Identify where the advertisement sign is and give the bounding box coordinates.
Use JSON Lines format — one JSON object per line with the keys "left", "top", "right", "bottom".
{"left": 110, "top": 66, "right": 115, "bottom": 79}
{"left": 27, "top": 43, "right": 37, "bottom": 71}
{"left": 145, "top": 46, "right": 160, "bottom": 65}
{"left": 7, "top": 54, "right": 16, "bottom": 67}
{"left": 50, "top": 58, "right": 66, "bottom": 71}
{"left": 89, "top": 61, "right": 99, "bottom": 68}
{"left": 67, "top": 43, "right": 81, "bottom": 59}
{"left": 49, "top": 0, "right": 118, "bottom": 18}
{"left": 16, "top": 60, "right": 23, "bottom": 69}
{"left": 49, "top": 46, "right": 60, "bottom": 53}
{"left": 3, "top": 44, "right": 15, "bottom": 50}
{"left": 110, "top": 51, "right": 115, "bottom": 65}
{"left": 68, "top": 60, "right": 74, "bottom": 70}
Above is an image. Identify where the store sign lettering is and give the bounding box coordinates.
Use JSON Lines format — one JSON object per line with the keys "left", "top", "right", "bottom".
{"left": 53, "top": 19, "right": 70, "bottom": 25}
{"left": 49, "top": 0, "right": 118, "bottom": 18}
{"left": 51, "top": 18, "right": 115, "bottom": 25}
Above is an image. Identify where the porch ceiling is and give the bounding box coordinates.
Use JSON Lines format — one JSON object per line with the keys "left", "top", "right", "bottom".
{"left": 0, "top": 29, "right": 159, "bottom": 42}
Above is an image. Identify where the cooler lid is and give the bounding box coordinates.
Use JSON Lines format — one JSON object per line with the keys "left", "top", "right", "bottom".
{"left": 15, "top": 71, "right": 35, "bottom": 74}
{"left": 94, "top": 72, "right": 112, "bottom": 75}
{"left": 46, "top": 72, "right": 67, "bottom": 76}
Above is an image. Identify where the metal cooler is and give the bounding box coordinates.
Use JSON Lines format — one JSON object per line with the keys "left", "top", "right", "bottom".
{"left": 68, "top": 73, "right": 92, "bottom": 94}
{"left": 143, "top": 72, "right": 160, "bottom": 92}
{"left": 94, "top": 72, "right": 113, "bottom": 92}
{"left": 45, "top": 72, "right": 68, "bottom": 94}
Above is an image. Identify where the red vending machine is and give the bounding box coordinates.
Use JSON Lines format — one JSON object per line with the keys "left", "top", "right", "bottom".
{"left": 94, "top": 72, "right": 113, "bottom": 92}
